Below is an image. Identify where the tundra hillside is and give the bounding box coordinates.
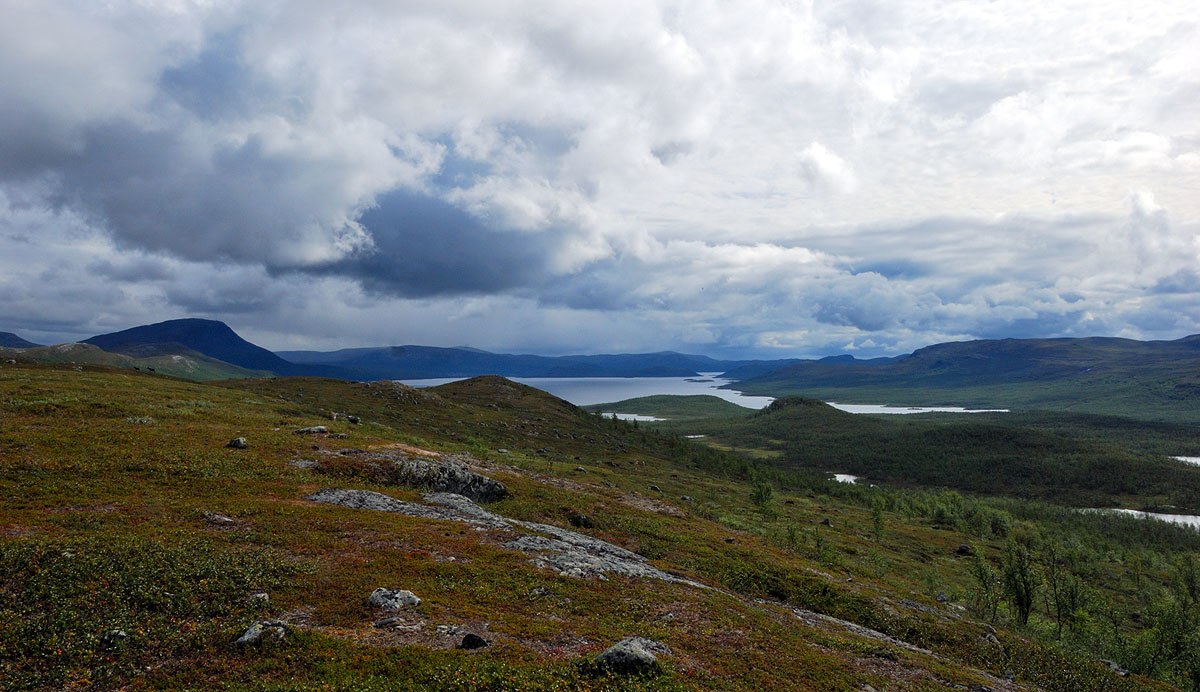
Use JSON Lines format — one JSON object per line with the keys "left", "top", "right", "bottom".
{"left": 2, "top": 362, "right": 1198, "bottom": 689}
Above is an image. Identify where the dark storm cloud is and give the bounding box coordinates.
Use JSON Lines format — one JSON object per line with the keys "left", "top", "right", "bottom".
{"left": 311, "top": 190, "right": 553, "bottom": 297}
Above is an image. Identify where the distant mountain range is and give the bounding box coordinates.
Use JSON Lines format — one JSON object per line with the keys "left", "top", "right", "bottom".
{"left": 735, "top": 334, "right": 1200, "bottom": 421}
{"left": 3, "top": 318, "right": 1198, "bottom": 421}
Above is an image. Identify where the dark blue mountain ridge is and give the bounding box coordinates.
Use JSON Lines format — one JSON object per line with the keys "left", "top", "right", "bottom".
{"left": 83, "top": 319, "right": 341, "bottom": 377}
{"left": 0, "top": 332, "right": 41, "bottom": 348}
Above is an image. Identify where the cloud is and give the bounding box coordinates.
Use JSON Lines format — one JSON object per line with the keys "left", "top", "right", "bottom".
{"left": 0, "top": 1, "right": 1196, "bottom": 357}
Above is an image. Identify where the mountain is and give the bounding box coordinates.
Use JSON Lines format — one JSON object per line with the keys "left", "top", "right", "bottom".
{"left": 277, "top": 345, "right": 761, "bottom": 379}
{"left": 0, "top": 331, "right": 40, "bottom": 348}
{"left": 83, "top": 318, "right": 341, "bottom": 378}
{"left": 735, "top": 334, "right": 1200, "bottom": 421}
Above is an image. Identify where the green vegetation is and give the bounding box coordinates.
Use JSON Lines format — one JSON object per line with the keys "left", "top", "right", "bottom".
{"left": 584, "top": 395, "right": 754, "bottom": 421}
{"left": 2, "top": 363, "right": 1198, "bottom": 688}
{"left": 653, "top": 397, "right": 1200, "bottom": 511}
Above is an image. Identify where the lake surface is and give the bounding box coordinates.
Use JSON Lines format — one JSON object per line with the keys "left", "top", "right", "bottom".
{"left": 398, "top": 375, "right": 1010, "bottom": 415}
{"left": 398, "top": 373, "right": 775, "bottom": 408}
{"left": 1111, "top": 508, "right": 1200, "bottom": 530}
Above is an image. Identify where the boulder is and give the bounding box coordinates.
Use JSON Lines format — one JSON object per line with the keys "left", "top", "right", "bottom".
{"left": 226, "top": 437, "right": 248, "bottom": 449}
{"left": 234, "top": 620, "right": 289, "bottom": 647}
{"left": 368, "top": 587, "right": 421, "bottom": 610}
{"left": 459, "top": 633, "right": 490, "bottom": 649}
{"left": 293, "top": 426, "right": 328, "bottom": 435}
{"left": 595, "top": 636, "right": 671, "bottom": 674}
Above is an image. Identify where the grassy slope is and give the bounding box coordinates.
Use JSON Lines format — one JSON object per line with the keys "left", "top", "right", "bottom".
{"left": 0, "top": 363, "right": 1190, "bottom": 689}
{"left": 0, "top": 343, "right": 268, "bottom": 382}
{"left": 583, "top": 395, "right": 755, "bottom": 421}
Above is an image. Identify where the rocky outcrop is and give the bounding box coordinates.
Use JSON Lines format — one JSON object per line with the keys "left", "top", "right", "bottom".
{"left": 595, "top": 636, "right": 671, "bottom": 673}
{"left": 300, "top": 449, "right": 507, "bottom": 503}
{"left": 234, "top": 620, "right": 289, "bottom": 647}
{"left": 307, "top": 488, "right": 703, "bottom": 587}
{"left": 368, "top": 587, "right": 421, "bottom": 609}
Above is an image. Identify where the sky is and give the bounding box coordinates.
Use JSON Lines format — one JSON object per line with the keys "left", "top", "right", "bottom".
{"left": 1, "top": 0, "right": 1197, "bottom": 358}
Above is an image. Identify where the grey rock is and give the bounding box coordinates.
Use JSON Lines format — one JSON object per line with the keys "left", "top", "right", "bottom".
{"left": 202, "top": 511, "right": 236, "bottom": 527}
{"left": 347, "top": 415, "right": 361, "bottom": 425}
{"left": 983, "top": 633, "right": 1001, "bottom": 645}
{"left": 101, "top": 629, "right": 128, "bottom": 648}
{"left": 226, "top": 437, "right": 248, "bottom": 449}
{"left": 1100, "top": 659, "right": 1129, "bottom": 676}
{"left": 234, "top": 620, "right": 289, "bottom": 646}
{"left": 309, "top": 450, "right": 507, "bottom": 503}
{"left": 368, "top": 587, "right": 421, "bottom": 610}
{"left": 309, "top": 488, "right": 703, "bottom": 587}
{"left": 648, "top": 484, "right": 662, "bottom": 493}
{"left": 935, "top": 591, "right": 949, "bottom": 603}
{"left": 247, "top": 592, "right": 270, "bottom": 607}
{"left": 293, "top": 426, "right": 328, "bottom": 435}
{"left": 680, "top": 495, "right": 694, "bottom": 502}
{"left": 459, "top": 633, "right": 489, "bottom": 649}
{"left": 595, "top": 636, "right": 670, "bottom": 673}
{"left": 308, "top": 488, "right": 467, "bottom": 523}
{"left": 955, "top": 543, "right": 974, "bottom": 556}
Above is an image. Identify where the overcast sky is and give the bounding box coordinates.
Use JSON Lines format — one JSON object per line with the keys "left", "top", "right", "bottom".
{"left": 1, "top": 1, "right": 1197, "bottom": 358}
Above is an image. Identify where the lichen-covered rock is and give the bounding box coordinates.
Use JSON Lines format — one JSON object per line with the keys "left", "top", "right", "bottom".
{"left": 368, "top": 587, "right": 421, "bottom": 610}
{"left": 234, "top": 620, "right": 289, "bottom": 647}
{"left": 303, "top": 450, "right": 507, "bottom": 503}
{"left": 595, "top": 636, "right": 671, "bottom": 673}
{"left": 293, "top": 426, "right": 328, "bottom": 435}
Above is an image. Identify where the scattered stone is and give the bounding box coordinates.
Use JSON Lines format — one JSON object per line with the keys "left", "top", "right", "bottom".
{"left": 595, "top": 637, "right": 671, "bottom": 674}
{"left": 983, "top": 633, "right": 1001, "bottom": 645}
{"left": 935, "top": 592, "right": 950, "bottom": 604}
{"left": 680, "top": 495, "right": 694, "bottom": 502}
{"left": 368, "top": 587, "right": 421, "bottom": 610}
{"left": 436, "top": 624, "right": 467, "bottom": 636}
{"left": 202, "top": 511, "right": 236, "bottom": 527}
{"left": 574, "top": 466, "right": 586, "bottom": 472}
{"left": 648, "top": 484, "right": 662, "bottom": 493}
{"left": 1100, "top": 659, "right": 1129, "bottom": 676}
{"left": 101, "top": 629, "right": 128, "bottom": 648}
{"left": 289, "top": 459, "right": 319, "bottom": 470}
{"left": 820, "top": 518, "right": 833, "bottom": 527}
{"left": 347, "top": 415, "right": 361, "bottom": 425}
{"left": 968, "top": 685, "right": 994, "bottom": 692}
{"left": 955, "top": 544, "right": 974, "bottom": 556}
{"left": 293, "top": 426, "right": 328, "bottom": 435}
{"left": 459, "top": 633, "right": 489, "bottom": 649}
{"left": 568, "top": 512, "right": 594, "bottom": 529}
{"left": 330, "top": 432, "right": 350, "bottom": 439}
{"left": 724, "top": 537, "right": 736, "bottom": 544}
{"left": 374, "top": 616, "right": 403, "bottom": 628}
{"left": 497, "top": 449, "right": 509, "bottom": 454}
{"left": 226, "top": 437, "right": 248, "bottom": 449}
{"left": 234, "top": 620, "right": 289, "bottom": 647}
{"left": 528, "top": 586, "right": 550, "bottom": 598}
{"left": 126, "top": 416, "right": 155, "bottom": 425}
{"left": 1003, "top": 671, "right": 1016, "bottom": 682}
{"left": 247, "top": 592, "right": 270, "bottom": 607}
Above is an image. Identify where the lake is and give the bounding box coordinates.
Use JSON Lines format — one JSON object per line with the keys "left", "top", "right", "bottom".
{"left": 398, "top": 373, "right": 775, "bottom": 408}
{"left": 397, "top": 375, "right": 1010, "bottom": 415}
{"left": 1110, "top": 508, "right": 1200, "bottom": 530}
